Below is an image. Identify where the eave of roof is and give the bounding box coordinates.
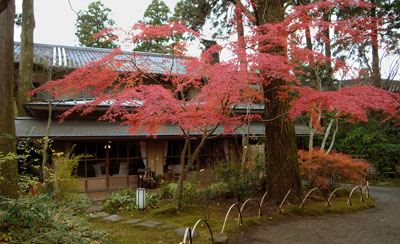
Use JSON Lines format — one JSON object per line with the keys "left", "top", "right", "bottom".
{"left": 15, "top": 117, "right": 315, "bottom": 139}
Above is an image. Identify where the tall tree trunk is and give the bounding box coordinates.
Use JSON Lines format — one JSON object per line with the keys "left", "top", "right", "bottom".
{"left": 370, "top": 0, "right": 381, "bottom": 88}
{"left": 233, "top": 1, "right": 250, "bottom": 176}
{"left": 323, "top": 10, "right": 332, "bottom": 85}
{"left": 0, "top": 0, "right": 20, "bottom": 198}
{"left": 17, "top": 0, "right": 35, "bottom": 116}
{"left": 255, "top": 0, "right": 302, "bottom": 201}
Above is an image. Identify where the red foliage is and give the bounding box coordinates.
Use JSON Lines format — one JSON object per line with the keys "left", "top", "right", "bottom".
{"left": 30, "top": 0, "right": 394, "bottom": 138}
{"left": 32, "top": 22, "right": 262, "bottom": 137}
{"left": 298, "top": 149, "right": 370, "bottom": 190}
{"left": 290, "top": 86, "right": 400, "bottom": 129}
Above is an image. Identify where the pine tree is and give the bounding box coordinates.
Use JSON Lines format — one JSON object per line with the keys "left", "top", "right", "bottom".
{"left": 75, "top": 1, "right": 117, "bottom": 49}
{"left": 134, "top": 0, "right": 173, "bottom": 53}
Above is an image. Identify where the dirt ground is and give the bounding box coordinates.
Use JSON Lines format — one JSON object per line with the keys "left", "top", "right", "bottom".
{"left": 233, "top": 186, "right": 400, "bottom": 244}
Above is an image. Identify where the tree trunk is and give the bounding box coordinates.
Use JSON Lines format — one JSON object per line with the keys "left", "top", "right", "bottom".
{"left": 0, "top": 0, "right": 11, "bottom": 13}
{"left": 174, "top": 134, "right": 208, "bottom": 209}
{"left": 41, "top": 101, "right": 52, "bottom": 191}
{"left": 255, "top": 0, "right": 302, "bottom": 201}
{"left": 173, "top": 137, "right": 189, "bottom": 209}
{"left": 0, "top": 0, "right": 20, "bottom": 198}
{"left": 323, "top": 10, "right": 332, "bottom": 84}
{"left": 370, "top": 1, "right": 381, "bottom": 88}
{"left": 17, "top": 0, "right": 35, "bottom": 116}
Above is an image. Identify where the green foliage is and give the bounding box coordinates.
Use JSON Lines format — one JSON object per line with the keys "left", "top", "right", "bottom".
{"left": 0, "top": 153, "right": 20, "bottom": 178}
{"left": 157, "top": 182, "right": 196, "bottom": 203}
{"left": 52, "top": 152, "right": 85, "bottom": 199}
{"left": 335, "top": 116, "right": 400, "bottom": 176}
{"left": 134, "top": 0, "right": 185, "bottom": 53}
{"left": 213, "top": 158, "right": 265, "bottom": 201}
{"left": 18, "top": 174, "right": 39, "bottom": 194}
{"left": 202, "top": 182, "right": 231, "bottom": 200}
{"left": 102, "top": 189, "right": 136, "bottom": 213}
{"left": 0, "top": 192, "right": 109, "bottom": 243}
{"left": 102, "top": 189, "right": 159, "bottom": 213}
{"left": 75, "top": 1, "right": 117, "bottom": 48}
{"left": 173, "top": 0, "right": 233, "bottom": 37}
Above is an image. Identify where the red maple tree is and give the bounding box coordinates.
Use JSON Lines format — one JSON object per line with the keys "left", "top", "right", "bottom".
{"left": 298, "top": 149, "right": 370, "bottom": 191}
{"left": 32, "top": 0, "right": 399, "bottom": 204}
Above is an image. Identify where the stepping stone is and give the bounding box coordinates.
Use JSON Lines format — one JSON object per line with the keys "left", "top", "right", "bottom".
{"left": 103, "top": 214, "right": 122, "bottom": 222}
{"left": 174, "top": 227, "right": 199, "bottom": 238}
{"left": 124, "top": 219, "right": 142, "bottom": 224}
{"left": 85, "top": 205, "right": 104, "bottom": 213}
{"left": 90, "top": 212, "right": 110, "bottom": 219}
{"left": 213, "top": 233, "right": 228, "bottom": 244}
{"left": 136, "top": 220, "right": 163, "bottom": 228}
{"left": 159, "top": 225, "right": 175, "bottom": 229}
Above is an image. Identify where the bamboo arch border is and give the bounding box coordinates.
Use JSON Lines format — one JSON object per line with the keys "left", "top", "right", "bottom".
{"left": 278, "top": 189, "right": 302, "bottom": 212}
{"left": 221, "top": 203, "right": 243, "bottom": 234}
{"left": 179, "top": 182, "right": 370, "bottom": 243}
{"left": 180, "top": 219, "right": 215, "bottom": 244}
{"left": 347, "top": 185, "right": 364, "bottom": 206}
{"left": 300, "top": 187, "right": 331, "bottom": 208}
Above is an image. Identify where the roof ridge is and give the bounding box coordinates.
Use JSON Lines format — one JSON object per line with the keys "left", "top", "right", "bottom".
{"left": 14, "top": 41, "right": 185, "bottom": 59}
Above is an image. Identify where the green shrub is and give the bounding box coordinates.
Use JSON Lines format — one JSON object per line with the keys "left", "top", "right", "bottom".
{"left": 64, "top": 193, "right": 92, "bottom": 212}
{"left": 102, "top": 189, "right": 136, "bottom": 213}
{"left": 102, "top": 189, "right": 159, "bottom": 213}
{"left": 157, "top": 182, "right": 196, "bottom": 203}
{"left": 206, "top": 182, "right": 231, "bottom": 199}
{"left": 18, "top": 174, "right": 40, "bottom": 194}
{"left": 0, "top": 192, "right": 109, "bottom": 244}
{"left": 213, "top": 158, "right": 264, "bottom": 201}
{"left": 52, "top": 152, "right": 85, "bottom": 199}
{"left": 335, "top": 116, "right": 400, "bottom": 176}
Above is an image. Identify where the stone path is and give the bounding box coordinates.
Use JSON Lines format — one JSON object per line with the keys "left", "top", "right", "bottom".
{"left": 233, "top": 186, "right": 400, "bottom": 244}
{"left": 86, "top": 208, "right": 182, "bottom": 235}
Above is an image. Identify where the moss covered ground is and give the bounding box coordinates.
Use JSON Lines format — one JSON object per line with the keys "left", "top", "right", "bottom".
{"left": 89, "top": 192, "right": 375, "bottom": 244}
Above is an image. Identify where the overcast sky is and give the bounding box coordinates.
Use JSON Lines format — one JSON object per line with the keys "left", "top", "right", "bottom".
{"left": 14, "top": 0, "right": 180, "bottom": 46}
{"left": 13, "top": 0, "right": 398, "bottom": 79}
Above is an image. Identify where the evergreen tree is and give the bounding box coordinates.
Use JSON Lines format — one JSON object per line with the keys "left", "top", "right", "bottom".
{"left": 0, "top": 0, "right": 20, "bottom": 198}
{"left": 134, "top": 0, "right": 172, "bottom": 53}
{"left": 75, "top": 1, "right": 117, "bottom": 49}
{"left": 17, "top": 0, "right": 35, "bottom": 117}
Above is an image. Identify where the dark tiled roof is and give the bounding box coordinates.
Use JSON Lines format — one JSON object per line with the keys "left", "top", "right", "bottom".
{"left": 341, "top": 79, "right": 400, "bottom": 93}
{"left": 15, "top": 118, "right": 313, "bottom": 138}
{"left": 14, "top": 42, "right": 186, "bottom": 74}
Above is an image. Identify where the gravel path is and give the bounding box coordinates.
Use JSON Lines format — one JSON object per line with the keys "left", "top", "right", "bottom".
{"left": 233, "top": 186, "right": 400, "bottom": 244}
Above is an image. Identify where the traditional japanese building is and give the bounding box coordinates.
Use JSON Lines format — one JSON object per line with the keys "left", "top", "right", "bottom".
{"left": 14, "top": 42, "right": 314, "bottom": 192}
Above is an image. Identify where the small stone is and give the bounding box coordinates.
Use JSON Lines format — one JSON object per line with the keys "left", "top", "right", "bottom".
{"left": 90, "top": 212, "right": 110, "bottom": 219}
{"left": 159, "top": 225, "right": 175, "bottom": 229}
{"left": 103, "top": 214, "right": 122, "bottom": 222}
{"left": 85, "top": 205, "right": 104, "bottom": 213}
{"left": 213, "top": 233, "right": 228, "bottom": 244}
{"left": 124, "top": 219, "right": 142, "bottom": 224}
{"left": 174, "top": 227, "right": 199, "bottom": 238}
{"left": 136, "top": 220, "right": 163, "bottom": 228}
